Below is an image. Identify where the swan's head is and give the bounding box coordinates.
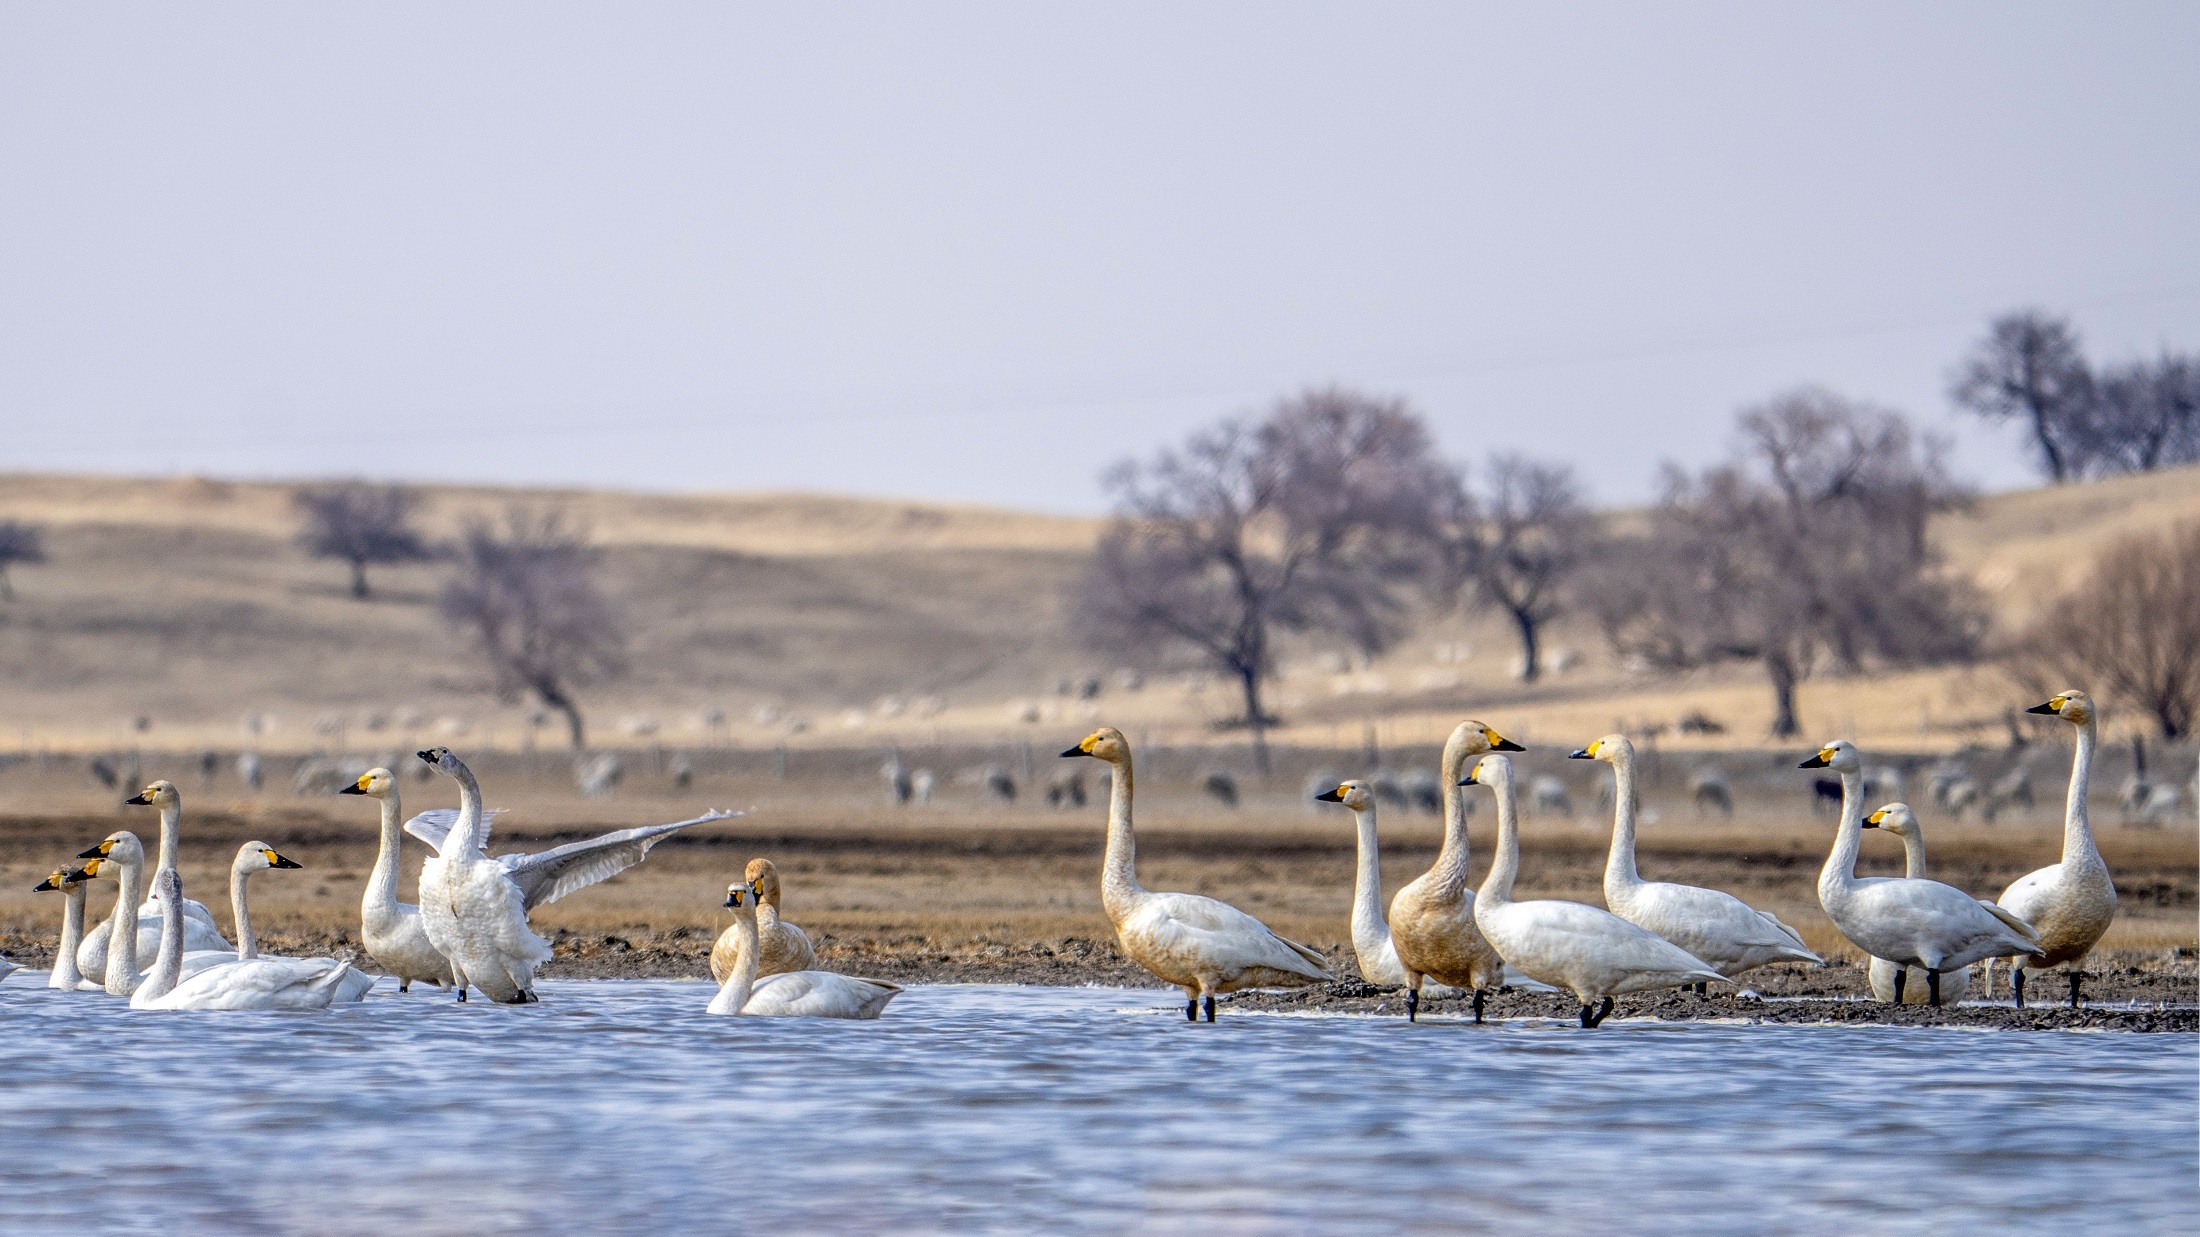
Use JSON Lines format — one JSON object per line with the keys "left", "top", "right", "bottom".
{"left": 744, "top": 857, "right": 783, "bottom": 906}
{"left": 2025, "top": 690, "right": 2094, "bottom": 726}
{"left": 1569, "top": 735, "right": 1632, "bottom": 765}
{"left": 1444, "top": 720, "right": 1524, "bottom": 776}
{"left": 1863, "top": 802, "right": 1918, "bottom": 838}
{"left": 76, "top": 831, "right": 143, "bottom": 867}
{"left": 1061, "top": 727, "right": 1129, "bottom": 763}
{"left": 123, "top": 779, "right": 179, "bottom": 808}
{"left": 33, "top": 866, "right": 92, "bottom": 893}
{"left": 415, "top": 746, "right": 463, "bottom": 775}
{"left": 1798, "top": 740, "right": 1862, "bottom": 774}
{"left": 1459, "top": 753, "right": 1515, "bottom": 789}
{"left": 1313, "top": 779, "right": 1373, "bottom": 810}
{"left": 341, "top": 768, "right": 397, "bottom": 799}
{"left": 722, "top": 878, "right": 761, "bottom": 914}
{"left": 235, "top": 841, "right": 304, "bottom": 873}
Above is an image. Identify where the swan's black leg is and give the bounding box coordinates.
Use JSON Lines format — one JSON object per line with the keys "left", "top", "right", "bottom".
{"left": 457, "top": 986, "right": 468, "bottom": 1002}
{"left": 1585, "top": 997, "right": 1614, "bottom": 1028}
{"left": 1927, "top": 969, "right": 1943, "bottom": 1008}
{"left": 2068, "top": 970, "right": 2083, "bottom": 1009}
{"left": 1406, "top": 987, "right": 1419, "bottom": 1023}
{"left": 1471, "top": 988, "right": 1486, "bottom": 1023}
{"left": 2012, "top": 969, "right": 2026, "bottom": 1009}
{"left": 1891, "top": 968, "right": 1906, "bottom": 1004}
{"left": 1202, "top": 995, "right": 1216, "bottom": 1022}
{"left": 1579, "top": 1003, "right": 1595, "bottom": 1028}
{"left": 1185, "top": 997, "right": 1198, "bottom": 1022}
{"left": 398, "top": 981, "right": 410, "bottom": 994}
{"left": 1694, "top": 982, "right": 1707, "bottom": 997}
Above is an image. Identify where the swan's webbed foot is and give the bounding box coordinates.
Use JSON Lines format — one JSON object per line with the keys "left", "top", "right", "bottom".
{"left": 1202, "top": 995, "right": 1216, "bottom": 1022}
{"left": 2067, "top": 970, "right": 2083, "bottom": 1009}
{"left": 1471, "top": 988, "right": 1485, "bottom": 1023}
{"left": 1927, "top": 969, "right": 1943, "bottom": 1008}
{"left": 1405, "top": 988, "right": 1419, "bottom": 1023}
{"left": 1892, "top": 968, "right": 1906, "bottom": 1005}
{"left": 2012, "top": 969, "right": 2025, "bottom": 1009}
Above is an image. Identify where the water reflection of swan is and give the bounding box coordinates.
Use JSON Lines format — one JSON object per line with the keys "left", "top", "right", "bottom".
{"left": 77, "top": 781, "right": 228, "bottom": 976}
{"left": 1062, "top": 728, "right": 1331, "bottom": 1022}
{"left": 131, "top": 868, "right": 358, "bottom": 1011}
{"left": 1469, "top": 755, "right": 1723, "bottom": 1028}
{"left": 1385, "top": 721, "right": 1520, "bottom": 1022}
{"left": 1861, "top": 804, "right": 1972, "bottom": 1004}
{"left": 34, "top": 866, "right": 106, "bottom": 990}
{"left": 1987, "top": 692, "right": 2118, "bottom": 1009}
{"left": 711, "top": 858, "right": 816, "bottom": 984}
{"left": 707, "top": 881, "right": 901, "bottom": 1018}
{"left": 1574, "top": 735, "right": 1819, "bottom": 990}
{"left": 337, "top": 768, "right": 457, "bottom": 993}
{"left": 1805, "top": 741, "right": 2042, "bottom": 1007}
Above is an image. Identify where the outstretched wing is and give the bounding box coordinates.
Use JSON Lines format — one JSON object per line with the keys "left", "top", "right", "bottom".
{"left": 501, "top": 810, "right": 738, "bottom": 910}
{"left": 402, "top": 808, "right": 509, "bottom": 855}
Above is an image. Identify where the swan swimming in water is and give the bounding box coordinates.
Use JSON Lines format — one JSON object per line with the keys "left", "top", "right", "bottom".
{"left": 710, "top": 857, "right": 816, "bottom": 984}
{"left": 34, "top": 866, "right": 106, "bottom": 991}
{"left": 337, "top": 768, "right": 458, "bottom": 993}
{"left": 411, "top": 746, "right": 734, "bottom": 1004}
{"left": 131, "top": 867, "right": 359, "bottom": 1012}
{"left": 77, "top": 780, "right": 229, "bottom": 976}
{"left": 1861, "top": 803, "right": 1973, "bottom": 1004}
{"left": 1382, "top": 720, "right": 1519, "bottom": 1022}
{"left": 1468, "top": 754, "right": 1724, "bottom": 1028}
{"left": 1062, "top": 727, "right": 1330, "bottom": 1021}
{"left": 1988, "top": 692, "right": 2119, "bottom": 1009}
{"left": 1573, "top": 735, "right": 1820, "bottom": 990}
{"left": 1804, "top": 740, "right": 2043, "bottom": 1006}
{"left": 707, "top": 880, "right": 902, "bottom": 1018}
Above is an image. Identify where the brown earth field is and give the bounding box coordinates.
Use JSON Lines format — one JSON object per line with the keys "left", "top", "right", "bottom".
{"left": 3, "top": 753, "right": 2191, "bottom": 1032}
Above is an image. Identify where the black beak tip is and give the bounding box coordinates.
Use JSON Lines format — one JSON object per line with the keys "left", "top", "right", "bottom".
{"left": 1493, "top": 738, "right": 1526, "bottom": 752}
{"left": 415, "top": 749, "right": 438, "bottom": 764}
{"left": 1058, "top": 747, "right": 1085, "bottom": 759}
{"left": 337, "top": 783, "right": 367, "bottom": 795}
{"left": 274, "top": 857, "right": 304, "bottom": 869}
{"left": 123, "top": 793, "right": 151, "bottom": 805}
{"left": 1797, "top": 757, "right": 1823, "bottom": 769}
{"left": 1456, "top": 776, "right": 1475, "bottom": 786}
{"left": 1313, "top": 789, "right": 1343, "bottom": 802}
{"left": 1568, "top": 749, "right": 1590, "bottom": 760}
{"left": 33, "top": 878, "right": 57, "bottom": 891}
{"left": 76, "top": 844, "right": 105, "bottom": 859}
{"left": 2024, "top": 702, "right": 2059, "bottom": 715}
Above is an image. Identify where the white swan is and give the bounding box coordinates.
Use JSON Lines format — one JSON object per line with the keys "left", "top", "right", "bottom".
{"left": 338, "top": 768, "right": 457, "bottom": 992}
{"left": 77, "top": 832, "right": 155, "bottom": 995}
{"left": 1469, "top": 754, "right": 1723, "bottom": 1028}
{"left": 1574, "top": 735, "right": 1820, "bottom": 989}
{"left": 1862, "top": 803, "right": 1973, "bottom": 1004}
{"left": 1989, "top": 692, "right": 2119, "bottom": 1008}
{"left": 131, "top": 868, "right": 358, "bottom": 1011}
{"left": 1382, "top": 720, "right": 1519, "bottom": 1021}
{"left": 411, "top": 746, "right": 732, "bottom": 1003}
{"left": 710, "top": 857, "right": 816, "bottom": 984}
{"left": 1804, "top": 740, "right": 2043, "bottom": 1006}
{"left": 77, "top": 780, "right": 228, "bottom": 975}
{"left": 1062, "top": 727, "right": 1330, "bottom": 1021}
{"left": 707, "top": 880, "right": 902, "bottom": 1018}
{"left": 1312, "top": 779, "right": 1452, "bottom": 996}
{"left": 34, "top": 866, "right": 107, "bottom": 990}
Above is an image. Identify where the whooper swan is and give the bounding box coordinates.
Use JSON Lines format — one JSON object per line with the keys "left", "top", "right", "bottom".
{"left": 1312, "top": 780, "right": 1453, "bottom": 998}
{"left": 1383, "top": 720, "right": 1520, "bottom": 1021}
{"left": 131, "top": 868, "right": 358, "bottom": 1012}
{"left": 1063, "top": 727, "right": 1330, "bottom": 1021}
{"left": 1861, "top": 803, "right": 1972, "bottom": 1004}
{"left": 34, "top": 866, "right": 107, "bottom": 990}
{"left": 412, "top": 746, "right": 732, "bottom": 1003}
{"left": 1574, "top": 735, "right": 1819, "bottom": 990}
{"left": 711, "top": 857, "right": 817, "bottom": 984}
{"left": 77, "top": 781, "right": 228, "bottom": 976}
{"left": 707, "top": 880, "right": 902, "bottom": 1018}
{"left": 1990, "top": 692, "right": 2118, "bottom": 1009}
{"left": 338, "top": 768, "right": 457, "bottom": 992}
{"left": 1468, "top": 754, "right": 1723, "bottom": 1028}
{"left": 1804, "top": 740, "right": 2042, "bottom": 1006}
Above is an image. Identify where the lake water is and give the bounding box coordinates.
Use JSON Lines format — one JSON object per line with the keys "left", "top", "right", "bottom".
{"left": 3, "top": 978, "right": 2193, "bottom": 1234}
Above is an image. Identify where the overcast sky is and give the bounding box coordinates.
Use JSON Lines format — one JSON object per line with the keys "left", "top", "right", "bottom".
{"left": 3, "top": 4, "right": 2196, "bottom": 512}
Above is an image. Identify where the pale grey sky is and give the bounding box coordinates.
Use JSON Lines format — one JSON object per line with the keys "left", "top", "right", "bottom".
{"left": 3, "top": 3, "right": 2196, "bottom": 511}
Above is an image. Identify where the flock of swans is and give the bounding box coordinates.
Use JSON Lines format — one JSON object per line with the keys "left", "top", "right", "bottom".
{"left": 10, "top": 692, "right": 2119, "bottom": 1028}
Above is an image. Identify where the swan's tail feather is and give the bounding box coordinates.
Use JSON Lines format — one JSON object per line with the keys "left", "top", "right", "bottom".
{"left": 1276, "top": 934, "right": 1334, "bottom": 979}
{"left": 1979, "top": 901, "right": 2044, "bottom": 951}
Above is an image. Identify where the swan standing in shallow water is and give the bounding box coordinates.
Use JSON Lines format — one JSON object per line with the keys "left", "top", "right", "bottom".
{"left": 1804, "top": 740, "right": 2043, "bottom": 1006}
{"left": 1862, "top": 804, "right": 1972, "bottom": 1004}
{"left": 411, "top": 746, "right": 732, "bottom": 1003}
{"left": 35, "top": 866, "right": 106, "bottom": 990}
{"left": 707, "top": 880, "right": 901, "bottom": 1018}
{"left": 1384, "top": 720, "right": 1519, "bottom": 1021}
{"left": 1062, "top": 727, "right": 1330, "bottom": 1021}
{"left": 1988, "top": 692, "right": 2118, "bottom": 1009}
{"left": 77, "top": 781, "right": 228, "bottom": 976}
{"left": 1312, "top": 780, "right": 1452, "bottom": 997}
{"left": 1468, "top": 755, "right": 1723, "bottom": 1028}
{"left": 337, "top": 768, "right": 457, "bottom": 992}
{"left": 1573, "top": 735, "right": 1819, "bottom": 991}
{"left": 710, "top": 858, "right": 816, "bottom": 984}
{"left": 131, "top": 868, "right": 358, "bottom": 1011}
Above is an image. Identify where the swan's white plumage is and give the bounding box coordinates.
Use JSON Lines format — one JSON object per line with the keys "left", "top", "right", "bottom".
{"left": 130, "top": 867, "right": 356, "bottom": 1011}
{"left": 710, "top": 858, "right": 817, "bottom": 983}
{"left": 81, "top": 780, "right": 229, "bottom": 975}
{"left": 708, "top": 882, "right": 901, "bottom": 1019}
{"left": 1861, "top": 803, "right": 1974, "bottom": 1004}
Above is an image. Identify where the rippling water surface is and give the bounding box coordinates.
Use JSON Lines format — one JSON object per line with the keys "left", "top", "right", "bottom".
{"left": 3, "top": 978, "right": 2192, "bottom": 1233}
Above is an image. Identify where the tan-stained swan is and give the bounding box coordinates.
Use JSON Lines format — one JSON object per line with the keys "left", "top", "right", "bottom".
{"left": 1990, "top": 692, "right": 2119, "bottom": 1008}
{"left": 710, "top": 857, "right": 816, "bottom": 984}
{"left": 706, "top": 880, "right": 902, "bottom": 1018}
{"left": 1062, "top": 727, "right": 1330, "bottom": 1021}
{"left": 77, "top": 780, "right": 229, "bottom": 975}
{"left": 337, "top": 768, "right": 457, "bottom": 992}
{"left": 1804, "top": 740, "right": 2042, "bottom": 1006}
{"left": 1384, "top": 720, "right": 1521, "bottom": 1021}
{"left": 1861, "top": 803, "right": 1972, "bottom": 1004}
{"left": 412, "top": 746, "right": 733, "bottom": 1003}
{"left": 34, "top": 866, "right": 106, "bottom": 990}
{"left": 1573, "top": 735, "right": 1819, "bottom": 989}
{"left": 131, "top": 868, "right": 358, "bottom": 1011}
{"left": 1469, "top": 754, "right": 1722, "bottom": 1027}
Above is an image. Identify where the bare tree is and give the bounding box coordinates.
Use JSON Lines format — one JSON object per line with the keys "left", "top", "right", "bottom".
{"left": 1442, "top": 454, "right": 1596, "bottom": 682}
{"left": 1075, "top": 387, "right": 1452, "bottom": 769}
{"left": 295, "top": 483, "right": 433, "bottom": 599}
{"left": 0, "top": 520, "right": 46, "bottom": 601}
{"left": 2085, "top": 353, "right": 2200, "bottom": 475}
{"left": 2011, "top": 521, "right": 2200, "bottom": 739}
{"left": 1589, "top": 389, "right": 1982, "bottom": 737}
{"left": 1950, "top": 310, "right": 2095, "bottom": 483}
{"left": 439, "top": 509, "right": 625, "bottom": 750}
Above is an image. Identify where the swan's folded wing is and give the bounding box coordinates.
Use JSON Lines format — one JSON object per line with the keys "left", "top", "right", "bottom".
{"left": 502, "top": 809, "right": 738, "bottom": 910}
{"left": 1140, "top": 893, "right": 1332, "bottom": 980}
{"left": 1978, "top": 900, "right": 2043, "bottom": 947}
{"left": 402, "top": 808, "right": 509, "bottom": 854}
{"left": 1757, "top": 910, "right": 1816, "bottom": 955}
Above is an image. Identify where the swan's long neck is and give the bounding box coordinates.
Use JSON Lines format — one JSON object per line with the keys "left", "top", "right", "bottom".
{"left": 50, "top": 887, "right": 87, "bottom": 989}
{"left": 1476, "top": 771, "right": 1520, "bottom": 908}
{"left": 445, "top": 760, "right": 488, "bottom": 857}
{"left": 104, "top": 859, "right": 145, "bottom": 995}
{"left": 1349, "top": 806, "right": 1388, "bottom": 957}
{"left": 137, "top": 884, "right": 187, "bottom": 1003}
{"left": 1431, "top": 760, "right": 1475, "bottom": 895}
{"left": 1100, "top": 756, "right": 1142, "bottom": 915}
{"left": 232, "top": 862, "right": 259, "bottom": 960}
{"left": 707, "top": 912, "right": 761, "bottom": 1015}
{"left": 367, "top": 792, "right": 404, "bottom": 917}
{"left": 1896, "top": 828, "right": 1929, "bottom": 880}
{"left": 1816, "top": 768, "right": 1865, "bottom": 909}
{"left": 156, "top": 804, "right": 181, "bottom": 877}
{"left": 1603, "top": 750, "right": 1642, "bottom": 896}
{"left": 2063, "top": 716, "right": 2102, "bottom": 870}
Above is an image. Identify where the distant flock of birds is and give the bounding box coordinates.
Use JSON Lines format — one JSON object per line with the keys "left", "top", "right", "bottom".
{"left": 5, "top": 692, "right": 2118, "bottom": 1027}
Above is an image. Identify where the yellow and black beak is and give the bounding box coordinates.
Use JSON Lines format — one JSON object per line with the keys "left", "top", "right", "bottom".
{"left": 338, "top": 779, "right": 369, "bottom": 796}
{"left": 1490, "top": 734, "right": 1525, "bottom": 753}
{"left": 1314, "top": 786, "right": 1346, "bottom": 803}
{"left": 77, "top": 840, "right": 115, "bottom": 859}
{"left": 1457, "top": 769, "right": 1481, "bottom": 786}
{"left": 1060, "top": 735, "right": 1099, "bottom": 759}
{"left": 2025, "top": 698, "right": 2064, "bottom": 716}
{"left": 33, "top": 871, "right": 70, "bottom": 892}
{"left": 724, "top": 886, "right": 748, "bottom": 909}
{"left": 1863, "top": 809, "right": 1887, "bottom": 829}
{"left": 123, "top": 791, "right": 152, "bottom": 806}
{"left": 1798, "top": 750, "right": 1832, "bottom": 769}
{"left": 265, "top": 849, "right": 303, "bottom": 869}
{"left": 1568, "top": 746, "right": 1594, "bottom": 760}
